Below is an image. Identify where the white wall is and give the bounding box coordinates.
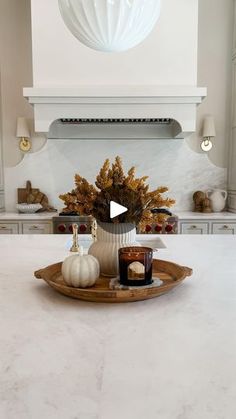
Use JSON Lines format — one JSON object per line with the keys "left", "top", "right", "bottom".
{"left": 0, "top": 0, "right": 33, "bottom": 167}
{"left": 0, "top": 0, "right": 46, "bottom": 169}
{"left": 30, "top": 0, "right": 198, "bottom": 86}
{"left": 0, "top": 0, "right": 233, "bottom": 212}
{"left": 0, "top": 74, "right": 4, "bottom": 211}
{"left": 188, "top": 0, "right": 234, "bottom": 168}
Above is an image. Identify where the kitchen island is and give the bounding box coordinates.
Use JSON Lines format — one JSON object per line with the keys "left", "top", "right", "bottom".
{"left": 0, "top": 234, "right": 236, "bottom": 419}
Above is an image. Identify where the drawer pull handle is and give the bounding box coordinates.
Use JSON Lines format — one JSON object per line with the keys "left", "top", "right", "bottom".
{"left": 30, "top": 226, "right": 40, "bottom": 230}
{"left": 223, "top": 225, "right": 229, "bottom": 229}
{"left": 0, "top": 226, "right": 7, "bottom": 229}
{"left": 191, "top": 225, "right": 197, "bottom": 229}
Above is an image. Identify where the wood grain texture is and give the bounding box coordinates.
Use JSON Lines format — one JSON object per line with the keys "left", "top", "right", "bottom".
{"left": 18, "top": 180, "right": 56, "bottom": 212}
{"left": 18, "top": 181, "right": 39, "bottom": 204}
{"left": 35, "top": 259, "right": 193, "bottom": 303}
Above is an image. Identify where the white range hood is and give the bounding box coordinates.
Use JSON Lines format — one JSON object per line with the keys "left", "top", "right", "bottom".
{"left": 23, "top": 85, "right": 206, "bottom": 139}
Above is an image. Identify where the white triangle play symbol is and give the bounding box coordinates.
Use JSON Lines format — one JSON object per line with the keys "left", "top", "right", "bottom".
{"left": 110, "top": 201, "right": 128, "bottom": 219}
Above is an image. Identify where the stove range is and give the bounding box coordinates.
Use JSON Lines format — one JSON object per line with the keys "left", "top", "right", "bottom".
{"left": 53, "top": 211, "right": 178, "bottom": 235}
{"left": 137, "top": 208, "right": 178, "bottom": 234}
{"left": 52, "top": 214, "right": 94, "bottom": 234}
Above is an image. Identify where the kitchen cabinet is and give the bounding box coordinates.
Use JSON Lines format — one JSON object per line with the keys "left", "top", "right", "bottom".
{"left": 228, "top": 1, "right": 236, "bottom": 213}
{"left": 180, "top": 222, "right": 209, "bottom": 235}
{"left": 0, "top": 223, "right": 19, "bottom": 234}
{"left": 180, "top": 221, "right": 236, "bottom": 235}
{"left": 212, "top": 222, "right": 236, "bottom": 235}
{"left": 177, "top": 212, "right": 236, "bottom": 235}
{"left": 0, "top": 214, "right": 54, "bottom": 234}
{"left": 22, "top": 222, "right": 52, "bottom": 234}
{"left": 0, "top": 221, "right": 52, "bottom": 234}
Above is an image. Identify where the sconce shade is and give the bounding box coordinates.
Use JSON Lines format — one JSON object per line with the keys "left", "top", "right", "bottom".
{"left": 58, "top": 0, "right": 162, "bottom": 52}
{"left": 16, "top": 117, "right": 30, "bottom": 138}
{"left": 202, "top": 115, "right": 216, "bottom": 138}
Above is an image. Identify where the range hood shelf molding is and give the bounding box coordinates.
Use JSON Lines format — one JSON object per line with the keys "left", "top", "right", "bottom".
{"left": 23, "top": 86, "right": 206, "bottom": 139}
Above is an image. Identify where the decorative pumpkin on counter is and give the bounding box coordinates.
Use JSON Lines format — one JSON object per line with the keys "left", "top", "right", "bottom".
{"left": 62, "top": 247, "right": 100, "bottom": 288}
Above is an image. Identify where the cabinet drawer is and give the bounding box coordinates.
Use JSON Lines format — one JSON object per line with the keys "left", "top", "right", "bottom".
{"left": 180, "top": 222, "right": 209, "bottom": 234}
{"left": 0, "top": 223, "right": 19, "bottom": 234}
{"left": 212, "top": 223, "right": 236, "bottom": 235}
{"left": 22, "top": 222, "right": 52, "bottom": 234}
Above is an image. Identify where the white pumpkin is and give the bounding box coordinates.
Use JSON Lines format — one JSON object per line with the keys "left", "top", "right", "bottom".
{"left": 62, "top": 251, "right": 100, "bottom": 288}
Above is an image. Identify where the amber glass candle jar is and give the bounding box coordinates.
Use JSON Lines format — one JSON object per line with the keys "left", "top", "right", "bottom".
{"left": 118, "top": 247, "right": 153, "bottom": 286}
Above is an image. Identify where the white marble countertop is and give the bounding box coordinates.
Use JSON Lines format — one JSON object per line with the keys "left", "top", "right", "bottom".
{"left": 0, "top": 234, "right": 236, "bottom": 419}
{"left": 0, "top": 210, "right": 236, "bottom": 222}
{"left": 175, "top": 211, "right": 236, "bottom": 220}
{"left": 0, "top": 211, "right": 57, "bottom": 220}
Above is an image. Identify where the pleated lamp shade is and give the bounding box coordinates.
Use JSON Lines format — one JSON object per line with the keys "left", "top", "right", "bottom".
{"left": 202, "top": 115, "right": 216, "bottom": 138}
{"left": 58, "top": 0, "right": 162, "bottom": 52}
{"left": 16, "top": 117, "right": 30, "bottom": 138}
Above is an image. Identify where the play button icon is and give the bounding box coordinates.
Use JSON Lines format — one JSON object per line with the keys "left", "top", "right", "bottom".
{"left": 110, "top": 201, "right": 128, "bottom": 219}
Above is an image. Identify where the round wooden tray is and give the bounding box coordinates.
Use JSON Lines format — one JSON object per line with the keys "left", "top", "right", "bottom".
{"left": 34, "top": 259, "right": 193, "bottom": 303}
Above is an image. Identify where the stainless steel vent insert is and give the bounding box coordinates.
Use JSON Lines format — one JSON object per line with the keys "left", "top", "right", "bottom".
{"left": 49, "top": 117, "right": 182, "bottom": 139}
{"left": 60, "top": 118, "right": 172, "bottom": 125}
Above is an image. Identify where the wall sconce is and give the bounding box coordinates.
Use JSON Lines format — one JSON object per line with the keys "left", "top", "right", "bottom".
{"left": 201, "top": 115, "right": 216, "bottom": 152}
{"left": 16, "top": 117, "right": 31, "bottom": 152}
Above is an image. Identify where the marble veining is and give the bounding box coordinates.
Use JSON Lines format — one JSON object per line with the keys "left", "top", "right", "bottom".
{"left": 4, "top": 139, "right": 226, "bottom": 212}
{"left": 0, "top": 235, "right": 236, "bottom": 419}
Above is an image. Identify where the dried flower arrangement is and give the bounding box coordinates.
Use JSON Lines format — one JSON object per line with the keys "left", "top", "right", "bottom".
{"left": 59, "top": 157, "right": 175, "bottom": 229}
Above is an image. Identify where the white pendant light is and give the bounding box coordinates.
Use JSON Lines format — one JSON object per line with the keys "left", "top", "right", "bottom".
{"left": 58, "top": 0, "right": 162, "bottom": 53}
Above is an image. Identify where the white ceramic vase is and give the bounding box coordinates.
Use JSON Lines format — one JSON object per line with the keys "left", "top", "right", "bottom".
{"left": 88, "top": 222, "right": 140, "bottom": 277}
{"left": 207, "top": 189, "right": 227, "bottom": 212}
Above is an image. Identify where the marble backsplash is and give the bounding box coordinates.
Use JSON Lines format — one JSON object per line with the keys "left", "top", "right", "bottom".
{"left": 4, "top": 139, "right": 227, "bottom": 212}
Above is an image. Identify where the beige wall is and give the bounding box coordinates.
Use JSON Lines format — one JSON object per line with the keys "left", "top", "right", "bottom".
{"left": 0, "top": 0, "right": 234, "bottom": 210}
{"left": 30, "top": 0, "right": 199, "bottom": 86}
{"left": 188, "top": 0, "right": 234, "bottom": 168}
{"left": 0, "top": 68, "right": 4, "bottom": 210}
{"left": 0, "top": 0, "right": 33, "bottom": 167}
